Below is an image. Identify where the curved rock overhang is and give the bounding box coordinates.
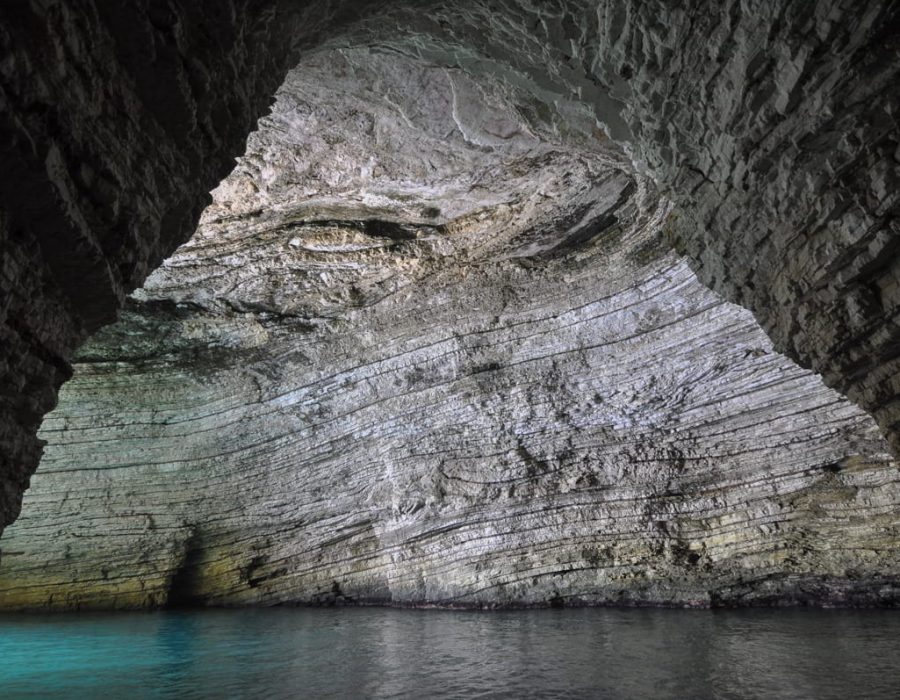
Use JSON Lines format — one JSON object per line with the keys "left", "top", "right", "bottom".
{"left": 0, "top": 43, "right": 897, "bottom": 609}
{"left": 0, "top": 1, "right": 897, "bottom": 607}
{"left": 0, "top": 0, "right": 359, "bottom": 530}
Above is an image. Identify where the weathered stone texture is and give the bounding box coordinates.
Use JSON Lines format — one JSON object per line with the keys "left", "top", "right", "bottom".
{"left": 0, "top": 1, "right": 898, "bottom": 607}
{"left": 1, "top": 53, "right": 897, "bottom": 609}
{"left": 0, "top": 0, "right": 366, "bottom": 530}
{"left": 3, "top": 253, "right": 897, "bottom": 609}
{"left": 604, "top": 1, "right": 900, "bottom": 456}
{"left": 335, "top": 0, "right": 900, "bottom": 451}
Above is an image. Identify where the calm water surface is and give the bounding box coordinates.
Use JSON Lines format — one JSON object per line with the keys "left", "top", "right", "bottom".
{"left": 1, "top": 607, "right": 898, "bottom": 699}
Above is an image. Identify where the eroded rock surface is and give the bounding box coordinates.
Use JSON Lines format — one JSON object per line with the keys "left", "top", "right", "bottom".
{"left": 0, "top": 0, "right": 375, "bottom": 530}
{"left": 1, "top": 51, "right": 897, "bottom": 609}
{"left": 335, "top": 0, "right": 900, "bottom": 453}
{"left": 2, "top": 2, "right": 898, "bottom": 542}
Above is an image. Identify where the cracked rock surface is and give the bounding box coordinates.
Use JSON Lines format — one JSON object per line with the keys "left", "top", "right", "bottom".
{"left": 1, "top": 51, "right": 897, "bottom": 609}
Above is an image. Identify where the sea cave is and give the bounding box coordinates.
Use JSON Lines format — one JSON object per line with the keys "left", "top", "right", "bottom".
{"left": 0, "top": 1, "right": 898, "bottom": 697}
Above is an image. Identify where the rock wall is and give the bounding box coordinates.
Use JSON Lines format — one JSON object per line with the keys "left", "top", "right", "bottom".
{"left": 0, "top": 1, "right": 898, "bottom": 606}
{"left": 2, "top": 247, "right": 897, "bottom": 609}
{"left": 1, "top": 52, "right": 897, "bottom": 609}
{"left": 0, "top": 0, "right": 373, "bottom": 531}
{"left": 335, "top": 0, "right": 900, "bottom": 451}
{"left": 604, "top": 0, "right": 900, "bottom": 456}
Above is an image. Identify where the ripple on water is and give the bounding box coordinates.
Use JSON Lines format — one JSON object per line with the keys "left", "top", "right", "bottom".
{"left": 1, "top": 608, "right": 899, "bottom": 699}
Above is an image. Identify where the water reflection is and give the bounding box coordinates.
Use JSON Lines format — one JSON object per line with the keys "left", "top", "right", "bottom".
{"left": 156, "top": 612, "right": 197, "bottom": 692}
{"left": 0, "top": 607, "right": 898, "bottom": 699}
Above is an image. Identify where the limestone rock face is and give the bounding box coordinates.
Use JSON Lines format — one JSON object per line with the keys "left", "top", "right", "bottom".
{"left": 1, "top": 51, "right": 897, "bottom": 610}
{"left": 0, "top": 0, "right": 412, "bottom": 532}
{"left": 0, "top": 0, "right": 299, "bottom": 530}
{"left": 335, "top": 0, "right": 900, "bottom": 454}
{"left": 601, "top": 1, "right": 900, "bottom": 457}
{"left": 2, "top": 1, "right": 898, "bottom": 542}
{"left": 0, "top": 1, "right": 898, "bottom": 608}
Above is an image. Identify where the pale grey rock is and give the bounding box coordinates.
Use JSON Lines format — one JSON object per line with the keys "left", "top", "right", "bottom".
{"left": 331, "top": 0, "right": 900, "bottom": 453}
{"left": 0, "top": 1, "right": 898, "bottom": 609}
{"left": 1, "top": 50, "right": 897, "bottom": 609}
{"left": 0, "top": 0, "right": 373, "bottom": 531}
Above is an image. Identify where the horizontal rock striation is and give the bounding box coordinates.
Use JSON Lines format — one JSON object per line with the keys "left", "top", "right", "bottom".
{"left": 1, "top": 1, "right": 898, "bottom": 609}
{"left": 0, "top": 0, "right": 379, "bottom": 532}
{"left": 605, "top": 0, "right": 900, "bottom": 456}
{"left": 1, "top": 0, "right": 898, "bottom": 548}
{"left": 2, "top": 253, "right": 897, "bottom": 610}
{"left": 336, "top": 0, "right": 900, "bottom": 455}
{"left": 1, "top": 52, "right": 897, "bottom": 609}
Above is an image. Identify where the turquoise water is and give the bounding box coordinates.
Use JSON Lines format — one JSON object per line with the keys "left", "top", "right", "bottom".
{"left": 1, "top": 607, "right": 898, "bottom": 699}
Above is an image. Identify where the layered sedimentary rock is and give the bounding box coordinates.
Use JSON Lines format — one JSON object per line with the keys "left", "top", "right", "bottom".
{"left": 0, "top": 0, "right": 384, "bottom": 532}
{"left": 0, "top": 0, "right": 276, "bottom": 530}
{"left": 600, "top": 1, "right": 900, "bottom": 455}
{"left": 1, "top": 51, "right": 897, "bottom": 609}
{"left": 1, "top": 1, "right": 898, "bottom": 544}
{"left": 339, "top": 0, "right": 900, "bottom": 453}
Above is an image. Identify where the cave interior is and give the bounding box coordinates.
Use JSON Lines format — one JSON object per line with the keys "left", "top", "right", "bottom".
{"left": 0, "top": 0, "right": 898, "bottom": 612}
